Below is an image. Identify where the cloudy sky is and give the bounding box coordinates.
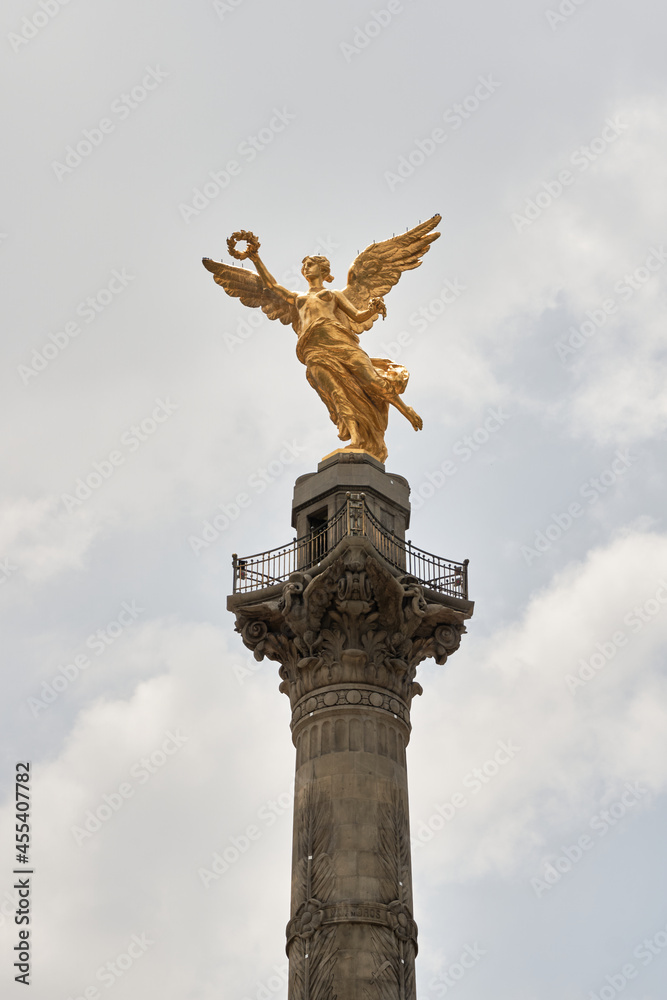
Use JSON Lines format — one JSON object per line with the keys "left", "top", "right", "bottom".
{"left": 2, "top": 0, "right": 667, "bottom": 997}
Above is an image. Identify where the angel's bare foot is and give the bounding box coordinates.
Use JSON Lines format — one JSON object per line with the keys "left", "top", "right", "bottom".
{"left": 388, "top": 395, "right": 423, "bottom": 430}
{"left": 405, "top": 406, "right": 423, "bottom": 431}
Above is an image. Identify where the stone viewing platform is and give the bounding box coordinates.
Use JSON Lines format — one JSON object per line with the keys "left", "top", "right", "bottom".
{"left": 231, "top": 452, "right": 470, "bottom": 602}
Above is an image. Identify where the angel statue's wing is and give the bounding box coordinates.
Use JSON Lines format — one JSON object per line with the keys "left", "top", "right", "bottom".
{"left": 202, "top": 258, "right": 298, "bottom": 330}
{"left": 341, "top": 214, "right": 441, "bottom": 334}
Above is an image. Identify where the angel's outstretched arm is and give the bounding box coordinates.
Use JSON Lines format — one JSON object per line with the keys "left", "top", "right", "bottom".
{"left": 250, "top": 253, "right": 296, "bottom": 304}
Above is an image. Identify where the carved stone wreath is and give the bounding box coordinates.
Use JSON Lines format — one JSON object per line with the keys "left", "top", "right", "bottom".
{"left": 387, "top": 900, "right": 418, "bottom": 944}
{"left": 286, "top": 898, "right": 326, "bottom": 941}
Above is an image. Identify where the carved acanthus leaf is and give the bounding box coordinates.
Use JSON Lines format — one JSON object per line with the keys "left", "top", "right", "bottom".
{"left": 230, "top": 538, "right": 469, "bottom": 705}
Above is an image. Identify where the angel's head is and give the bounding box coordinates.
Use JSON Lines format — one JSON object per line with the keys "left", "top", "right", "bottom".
{"left": 302, "top": 255, "right": 334, "bottom": 284}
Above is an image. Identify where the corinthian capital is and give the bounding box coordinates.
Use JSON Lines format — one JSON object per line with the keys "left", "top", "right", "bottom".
{"left": 228, "top": 536, "right": 470, "bottom": 708}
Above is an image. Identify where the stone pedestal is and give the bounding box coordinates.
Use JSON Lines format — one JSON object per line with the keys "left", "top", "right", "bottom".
{"left": 228, "top": 454, "right": 473, "bottom": 1000}
{"left": 292, "top": 451, "right": 411, "bottom": 542}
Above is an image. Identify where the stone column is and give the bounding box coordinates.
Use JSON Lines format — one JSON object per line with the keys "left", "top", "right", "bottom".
{"left": 285, "top": 576, "right": 420, "bottom": 1000}
{"left": 228, "top": 456, "right": 472, "bottom": 1000}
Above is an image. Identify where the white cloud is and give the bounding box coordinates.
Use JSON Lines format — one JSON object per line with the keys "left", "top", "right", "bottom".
{"left": 0, "top": 498, "right": 102, "bottom": 584}
{"left": 410, "top": 527, "right": 667, "bottom": 882}
{"left": 1, "top": 621, "right": 293, "bottom": 998}
{"left": 424, "top": 96, "right": 667, "bottom": 445}
{"left": 3, "top": 529, "right": 666, "bottom": 996}
{"left": 4, "top": 4, "right": 667, "bottom": 997}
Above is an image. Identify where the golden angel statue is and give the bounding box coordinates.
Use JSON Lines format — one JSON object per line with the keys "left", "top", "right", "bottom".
{"left": 202, "top": 214, "right": 441, "bottom": 464}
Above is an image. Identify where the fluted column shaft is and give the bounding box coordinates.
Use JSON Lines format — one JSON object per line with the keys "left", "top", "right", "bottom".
{"left": 287, "top": 683, "right": 417, "bottom": 999}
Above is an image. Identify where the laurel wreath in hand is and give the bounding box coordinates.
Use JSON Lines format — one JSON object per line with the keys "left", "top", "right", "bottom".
{"left": 226, "top": 230, "right": 261, "bottom": 260}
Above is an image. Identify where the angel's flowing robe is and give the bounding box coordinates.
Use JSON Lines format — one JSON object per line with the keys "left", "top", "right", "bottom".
{"left": 296, "top": 318, "right": 409, "bottom": 464}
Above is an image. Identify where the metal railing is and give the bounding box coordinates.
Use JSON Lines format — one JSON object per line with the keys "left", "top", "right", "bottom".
{"left": 232, "top": 493, "right": 468, "bottom": 599}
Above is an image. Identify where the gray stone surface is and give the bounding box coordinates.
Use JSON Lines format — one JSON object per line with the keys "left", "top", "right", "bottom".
{"left": 292, "top": 451, "right": 411, "bottom": 542}
{"left": 227, "top": 463, "right": 473, "bottom": 999}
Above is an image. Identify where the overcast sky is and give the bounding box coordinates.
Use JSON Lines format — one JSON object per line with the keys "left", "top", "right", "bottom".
{"left": 2, "top": 1, "right": 667, "bottom": 998}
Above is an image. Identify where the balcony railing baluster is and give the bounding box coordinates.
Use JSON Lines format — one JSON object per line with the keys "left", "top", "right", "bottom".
{"left": 232, "top": 496, "right": 468, "bottom": 599}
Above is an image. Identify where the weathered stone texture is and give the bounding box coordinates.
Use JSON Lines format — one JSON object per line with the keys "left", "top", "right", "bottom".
{"left": 227, "top": 457, "right": 472, "bottom": 999}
